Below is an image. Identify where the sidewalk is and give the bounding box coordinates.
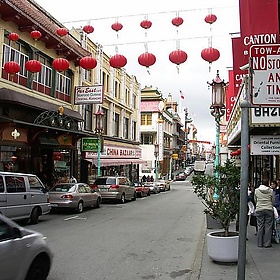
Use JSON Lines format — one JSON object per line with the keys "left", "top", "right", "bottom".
{"left": 192, "top": 221, "right": 280, "bottom": 280}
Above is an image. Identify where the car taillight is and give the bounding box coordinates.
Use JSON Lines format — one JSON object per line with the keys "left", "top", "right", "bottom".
{"left": 61, "top": 194, "right": 73, "bottom": 199}
{"left": 110, "top": 184, "right": 120, "bottom": 189}
{"left": 91, "top": 184, "right": 99, "bottom": 190}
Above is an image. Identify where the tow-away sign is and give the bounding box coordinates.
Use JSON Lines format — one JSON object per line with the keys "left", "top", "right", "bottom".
{"left": 250, "top": 44, "right": 280, "bottom": 106}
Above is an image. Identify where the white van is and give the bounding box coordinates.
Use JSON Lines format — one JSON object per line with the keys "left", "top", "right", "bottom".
{"left": 0, "top": 172, "right": 51, "bottom": 224}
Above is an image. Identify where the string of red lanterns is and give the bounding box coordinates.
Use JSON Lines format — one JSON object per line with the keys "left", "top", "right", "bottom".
{"left": 79, "top": 56, "right": 97, "bottom": 70}
{"left": 8, "top": 33, "right": 19, "bottom": 41}
{"left": 30, "top": 30, "right": 42, "bottom": 40}
{"left": 56, "top": 28, "right": 68, "bottom": 38}
{"left": 25, "top": 60, "right": 42, "bottom": 73}
{"left": 83, "top": 25, "right": 94, "bottom": 34}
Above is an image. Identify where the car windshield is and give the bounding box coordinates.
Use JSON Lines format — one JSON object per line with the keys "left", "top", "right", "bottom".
{"left": 51, "top": 184, "right": 76, "bottom": 192}
{"left": 94, "top": 178, "right": 116, "bottom": 185}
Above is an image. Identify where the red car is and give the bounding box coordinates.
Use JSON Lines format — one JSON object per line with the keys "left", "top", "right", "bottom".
{"left": 134, "top": 182, "right": 151, "bottom": 197}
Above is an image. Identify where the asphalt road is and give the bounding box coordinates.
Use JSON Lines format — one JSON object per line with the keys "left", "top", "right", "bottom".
{"left": 26, "top": 179, "right": 205, "bottom": 280}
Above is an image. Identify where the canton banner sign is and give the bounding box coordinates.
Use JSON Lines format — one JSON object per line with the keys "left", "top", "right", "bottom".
{"left": 250, "top": 44, "right": 280, "bottom": 106}
{"left": 74, "top": 85, "right": 103, "bottom": 104}
{"left": 250, "top": 135, "right": 280, "bottom": 155}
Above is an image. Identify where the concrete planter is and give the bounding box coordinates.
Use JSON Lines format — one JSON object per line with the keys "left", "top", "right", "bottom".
{"left": 207, "top": 231, "right": 239, "bottom": 263}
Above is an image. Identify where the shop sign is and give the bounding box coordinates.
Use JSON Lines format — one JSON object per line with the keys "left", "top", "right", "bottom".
{"left": 85, "top": 145, "right": 140, "bottom": 158}
{"left": 74, "top": 85, "right": 103, "bottom": 104}
{"left": 81, "top": 138, "right": 98, "bottom": 152}
{"left": 251, "top": 107, "right": 280, "bottom": 124}
{"left": 250, "top": 44, "right": 280, "bottom": 106}
{"left": 250, "top": 135, "right": 280, "bottom": 155}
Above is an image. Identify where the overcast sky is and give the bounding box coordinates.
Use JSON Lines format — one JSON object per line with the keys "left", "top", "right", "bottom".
{"left": 35, "top": 0, "right": 240, "bottom": 144}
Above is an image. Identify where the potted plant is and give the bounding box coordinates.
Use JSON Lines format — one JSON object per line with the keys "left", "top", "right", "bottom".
{"left": 191, "top": 159, "right": 240, "bottom": 263}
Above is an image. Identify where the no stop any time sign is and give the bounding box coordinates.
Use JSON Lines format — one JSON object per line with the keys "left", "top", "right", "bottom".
{"left": 250, "top": 44, "right": 280, "bottom": 106}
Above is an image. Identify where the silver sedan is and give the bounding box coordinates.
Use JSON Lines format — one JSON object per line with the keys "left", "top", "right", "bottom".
{"left": 48, "top": 183, "right": 101, "bottom": 213}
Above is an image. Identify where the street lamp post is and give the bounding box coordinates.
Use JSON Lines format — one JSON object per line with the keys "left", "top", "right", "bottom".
{"left": 208, "top": 70, "right": 227, "bottom": 199}
{"left": 184, "top": 108, "right": 192, "bottom": 167}
{"left": 95, "top": 106, "right": 104, "bottom": 177}
{"left": 154, "top": 143, "right": 159, "bottom": 181}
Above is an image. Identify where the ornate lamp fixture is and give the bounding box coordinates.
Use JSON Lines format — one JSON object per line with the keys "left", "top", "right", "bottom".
{"left": 95, "top": 106, "right": 104, "bottom": 177}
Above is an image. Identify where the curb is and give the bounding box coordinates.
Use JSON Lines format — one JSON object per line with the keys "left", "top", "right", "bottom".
{"left": 188, "top": 215, "right": 206, "bottom": 280}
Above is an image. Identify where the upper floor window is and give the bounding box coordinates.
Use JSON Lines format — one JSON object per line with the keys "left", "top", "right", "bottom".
{"left": 141, "top": 113, "right": 152, "bottom": 125}
{"left": 123, "top": 117, "right": 129, "bottom": 139}
{"left": 84, "top": 104, "right": 93, "bottom": 131}
{"left": 114, "top": 113, "right": 119, "bottom": 137}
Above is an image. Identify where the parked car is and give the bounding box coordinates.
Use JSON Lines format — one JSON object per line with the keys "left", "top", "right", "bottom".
{"left": 0, "top": 172, "right": 51, "bottom": 224}
{"left": 0, "top": 213, "right": 53, "bottom": 280}
{"left": 92, "top": 176, "right": 137, "bottom": 203}
{"left": 143, "top": 182, "right": 159, "bottom": 194}
{"left": 155, "top": 179, "right": 168, "bottom": 192}
{"left": 175, "top": 172, "right": 187, "bottom": 181}
{"left": 48, "top": 183, "right": 101, "bottom": 213}
{"left": 185, "top": 166, "right": 194, "bottom": 176}
{"left": 133, "top": 181, "right": 151, "bottom": 197}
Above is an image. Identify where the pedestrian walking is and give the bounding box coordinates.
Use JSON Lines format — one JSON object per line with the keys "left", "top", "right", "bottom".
{"left": 254, "top": 182, "right": 275, "bottom": 248}
{"left": 271, "top": 180, "right": 280, "bottom": 214}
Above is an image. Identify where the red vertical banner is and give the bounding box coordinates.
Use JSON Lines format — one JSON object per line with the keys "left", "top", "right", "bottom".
{"left": 239, "top": 0, "right": 279, "bottom": 36}
{"left": 231, "top": 0, "right": 279, "bottom": 104}
{"left": 226, "top": 69, "right": 235, "bottom": 122}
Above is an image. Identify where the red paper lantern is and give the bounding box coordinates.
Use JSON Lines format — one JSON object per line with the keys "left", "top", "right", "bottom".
{"left": 140, "top": 19, "right": 152, "bottom": 29}
{"left": 111, "top": 22, "right": 123, "bottom": 32}
{"left": 201, "top": 47, "right": 220, "bottom": 63}
{"left": 52, "top": 58, "right": 69, "bottom": 72}
{"left": 25, "top": 60, "right": 42, "bottom": 73}
{"left": 83, "top": 25, "right": 94, "bottom": 34}
{"left": 205, "top": 14, "right": 217, "bottom": 24}
{"left": 79, "top": 57, "right": 97, "bottom": 70}
{"left": 56, "top": 28, "right": 68, "bottom": 38}
{"left": 171, "top": 17, "right": 184, "bottom": 27}
{"left": 4, "top": 61, "right": 20, "bottom": 74}
{"left": 30, "top": 30, "right": 42, "bottom": 40}
{"left": 169, "top": 49, "right": 188, "bottom": 65}
{"left": 109, "top": 54, "right": 127, "bottom": 68}
{"left": 138, "top": 52, "right": 156, "bottom": 67}
{"left": 8, "top": 33, "right": 19, "bottom": 41}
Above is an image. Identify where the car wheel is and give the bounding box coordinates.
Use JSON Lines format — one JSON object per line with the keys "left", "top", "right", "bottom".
{"left": 94, "top": 197, "right": 101, "bottom": 208}
{"left": 120, "top": 193, "right": 125, "bottom": 204}
{"left": 25, "top": 256, "right": 50, "bottom": 280}
{"left": 30, "top": 208, "right": 39, "bottom": 225}
{"left": 76, "top": 201, "right": 84, "bottom": 213}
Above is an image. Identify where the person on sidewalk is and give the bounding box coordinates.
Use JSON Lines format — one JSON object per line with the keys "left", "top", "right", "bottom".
{"left": 254, "top": 182, "right": 275, "bottom": 248}
{"left": 270, "top": 180, "right": 280, "bottom": 214}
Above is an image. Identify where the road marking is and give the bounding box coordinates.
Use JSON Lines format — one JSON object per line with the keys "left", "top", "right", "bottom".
{"left": 64, "top": 216, "right": 87, "bottom": 221}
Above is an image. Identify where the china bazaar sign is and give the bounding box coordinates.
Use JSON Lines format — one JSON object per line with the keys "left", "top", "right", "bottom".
{"left": 74, "top": 85, "right": 103, "bottom": 104}
{"left": 250, "top": 44, "right": 280, "bottom": 106}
